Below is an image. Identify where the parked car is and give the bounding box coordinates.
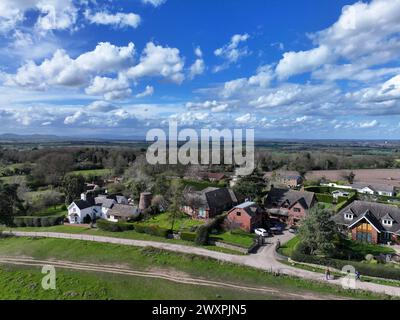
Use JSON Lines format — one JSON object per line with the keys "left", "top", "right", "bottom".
{"left": 289, "top": 226, "right": 298, "bottom": 234}
{"left": 269, "top": 226, "right": 282, "bottom": 235}
{"left": 254, "top": 228, "right": 268, "bottom": 237}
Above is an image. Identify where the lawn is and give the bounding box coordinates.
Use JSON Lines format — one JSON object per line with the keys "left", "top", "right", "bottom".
{"left": 211, "top": 231, "right": 256, "bottom": 248}
{"left": 30, "top": 205, "right": 66, "bottom": 217}
{"left": 278, "top": 236, "right": 300, "bottom": 257}
{"left": 180, "top": 179, "right": 226, "bottom": 191}
{"left": 69, "top": 168, "right": 112, "bottom": 178}
{"left": 0, "top": 175, "right": 26, "bottom": 184}
{"left": 0, "top": 237, "right": 386, "bottom": 300}
{"left": 141, "top": 212, "right": 204, "bottom": 231}
{"left": 2, "top": 225, "right": 242, "bottom": 255}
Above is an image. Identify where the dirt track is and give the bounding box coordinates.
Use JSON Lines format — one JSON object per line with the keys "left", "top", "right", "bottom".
{"left": 0, "top": 256, "right": 347, "bottom": 300}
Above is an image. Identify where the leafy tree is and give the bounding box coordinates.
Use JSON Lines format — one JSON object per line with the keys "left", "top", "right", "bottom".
{"left": 61, "top": 175, "right": 85, "bottom": 205}
{"left": 233, "top": 169, "right": 266, "bottom": 203}
{"left": 298, "top": 203, "right": 340, "bottom": 257}
{"left": 341, "top": 171, "right": 356, "bottom": 184}
{"left": 0, "top": 182, "right": 24, "bottom": 225}
{"left": 168, "top": 182, "right": 184, "bottom": 232}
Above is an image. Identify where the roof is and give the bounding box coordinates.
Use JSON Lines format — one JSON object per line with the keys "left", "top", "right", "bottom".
{"left": 332, "top": 200, "right": 400, "bottom": 235}
{"left": 73, "top": 200, "right": 94, "bottom": 210}
{"left": 184, "top": 187, "right": 239, "bottom": 210}
{"left": 230, "top": 202, "right": 263, "bottom": 218}
{"left": 265, "top": 188, "right": 315, "bottom": 210}
{"left": 347, "top": 183, "right": 394, "bottom": 193}
{"left": 108, "top": 204, "right": 140, "bottom": 218}
{"left": 207, "top": 172, "right": 226, "bottom": 180}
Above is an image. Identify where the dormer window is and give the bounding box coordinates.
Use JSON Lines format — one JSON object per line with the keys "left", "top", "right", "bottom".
{"left": 344, "top": 213, "right": 354, "bottom": 220}
{"left": 382, "top": 219, "right": 393, "bottom": 226}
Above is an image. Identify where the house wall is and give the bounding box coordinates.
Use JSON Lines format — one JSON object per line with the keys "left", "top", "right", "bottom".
{"left": 227, "top": 208, "right": 263, "bottom": 232}
{"left": 350, "top": 222, "right": 379, "bottom": 244}
{"left": 287, "top": 203, "right": 308, "bottom": 226}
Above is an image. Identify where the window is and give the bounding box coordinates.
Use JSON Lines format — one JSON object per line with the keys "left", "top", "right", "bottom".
{"left": 344, "top": 213, "right": 353, "bottom": 220}
{"left": 236, "top": 211, "right": 241, "bottom": 216}
{"left": 382, "top": 219, "right": 393, "bottom": 226}
{"left": 293, "top": 208, "right": 301, "bottom": 213}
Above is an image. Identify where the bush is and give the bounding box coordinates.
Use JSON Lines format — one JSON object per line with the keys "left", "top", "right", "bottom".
{"left": 195, "top": 213, "right": 227, "bottom": 245}
{"left": 144, "top": 225, "right": 171, "bottom": 238}
{"left": 291, "top": 244, "right": 400, "bottom": 281}
{"left": 133, "top": 223, "right": 146, "bottom": 233}
{"left": 315, "top": 193, "right": 334, "bottom": 203}
{"left": 13, "top": 214, "right": 64, "bottom": 228}
{"left": 96, "top": 220, "right": 134, "bottom": 232}
{"left": 180, "top": 231, "right": 197, "bottom": 242}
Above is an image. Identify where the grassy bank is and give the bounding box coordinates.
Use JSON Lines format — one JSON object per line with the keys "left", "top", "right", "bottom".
{"left": 0, "top": 236, "right": 388, "bottom": 300}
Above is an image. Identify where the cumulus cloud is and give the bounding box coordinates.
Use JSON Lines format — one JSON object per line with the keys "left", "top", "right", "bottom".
{"left": 87, "top": 101, "right": 118, "bottom": 112}
{"left": 6, "top": 42, "right": 135, "bottom": 90}
{"left": 126, "top": 42, "right": 185, "bottom": 83}
{"left": 85, "top": 10, "right": 141, "bottom": 29}
{"left": 186, "top": 100, "right": 229, "bottom": 113}
{"left": 0, "top": 0, "right": 78, "bottom": 34}
{"left": 213, "top": 33, "right": 250, "bottom": 72}
{"left": 275, "top": 0, "right": 400, "bottom": 79}
{"left": 136, "top": 85, "right": 154, "bottom": 98}
{"left": 85, "top": 75, "right": 132, "bottom": 101}
{"left": 189, "top": 47, "right": 205, "bottom": 79}
{"left": 142, "top": 0, "right": 167, "bottom": 7}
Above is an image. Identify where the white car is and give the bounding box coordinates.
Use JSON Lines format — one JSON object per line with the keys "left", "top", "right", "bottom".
{"left": 254, "top": 228, "right": 268, "bottom": 237}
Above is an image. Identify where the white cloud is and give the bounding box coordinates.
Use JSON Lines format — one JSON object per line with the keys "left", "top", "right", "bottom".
{"left": 186, "top": 100, "right": 229, "bottom": 113}
{"left": 136, "top": 85, "right": 154, "bottom": 98}
{"left": 142, "top": 0, "right": 167, "bottom": 7}
{"left": 275, "top": 0, "right": 400, "bottom": 79}
{"left": 126, "top": 42, "right": 185, "bottom": 84}
{"left": 85, "top": 75, "right": 132, "bottom": 101}
{"left": 189, "top": 48, "right": 205, "bottom": 80}
{"left": 87, "top": 101, "right": 118, "bottom": 112}
{"left": 276, "top": 45, "right": 331, "bottom": 79}
{"left": 213, "top": 33, "right": 250, "bottom": 72}
{"left": 64, "top": 110, "right": 86, "bottom": 124}
{"left": 85, "top": 10, "right": 141, "bottom": 29}
{"left": 235, "top": 113, "right": 256, "bottom": 124}
{"left": 6, "top": 42, "right": 135, "bottom": 90}
{"left": 359, "top": 120, "right": 379, "bottom": 128}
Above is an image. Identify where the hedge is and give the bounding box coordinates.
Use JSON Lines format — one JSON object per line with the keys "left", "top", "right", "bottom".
{"left": 195, "top": 213, "right": 227, "bottom": 245}
{"left": 180, "top": 231, "right": 197, "bottom": 242}
{"left": 336, "top": 192, "right": 357, "bottom": 212}
{"left": 13, "top": 214, "right": 64, "bottom": 228}
{"left": 291, "top": 245, "right": 400, "bottom": 281}
{"left": 96, "top": 220, "right": 134, "bottom": 232}
{"left": 133, "top": 223, "right": 172, "bottom": 238}
{"left": 315, "top": 193, "right": 334, "bottom": 203}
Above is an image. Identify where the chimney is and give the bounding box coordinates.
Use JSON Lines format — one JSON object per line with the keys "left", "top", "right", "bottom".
{"left": 139, "top": 192, "right": 153, "bottom": 210}
{"left": 80, "top": 193, "right": 86, "bottom": 201}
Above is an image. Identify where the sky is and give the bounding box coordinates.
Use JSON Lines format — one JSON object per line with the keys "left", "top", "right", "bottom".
{"left": 0, "top": 0, "right": 399, "bottom": 139}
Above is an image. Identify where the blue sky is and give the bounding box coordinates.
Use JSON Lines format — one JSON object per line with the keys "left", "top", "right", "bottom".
{"left": 0, "top": 0, "right": 399, "bottom": 139}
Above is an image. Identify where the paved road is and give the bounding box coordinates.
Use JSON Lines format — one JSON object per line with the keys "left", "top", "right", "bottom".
{"left": 2, "top": 230, "right": 400, "bottom": 297}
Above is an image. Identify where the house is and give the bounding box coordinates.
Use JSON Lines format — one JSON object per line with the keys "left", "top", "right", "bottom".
{"left": 332, "top": 200, "right": 400, "bottom": 244}
{"left": 264, "top": 171, "right": 303, "bottom": 189}
{"left": 107, "top": 204, "right": 140, "bottom": 222}
{"left": 264, "top": 188, "right": 316, "bottom": 226}
{"left": 332, "top": 190, "right": 350, "bottom": 199}
{"left": 226, "top": 202, "right": 264, "bottom": 232}
{"left": 182, "top": 187, "right": 241, "bottom": 219}
{"left": 67, "top": 192, "right": 130, "bottom": 224}
{"left": 322, "top": 182, "right": 396, "bottom": 197}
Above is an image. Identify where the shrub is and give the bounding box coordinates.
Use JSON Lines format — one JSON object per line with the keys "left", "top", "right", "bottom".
{"left": 32, "top": 217, "right": 41, "bottom": 227}
{"left": 40, "top": 217, "right": 51, "bottom": 227}
{"left": 180, "top": 231, "right": 197, "bottom": 242}
{"left": 82, "top": 215, "right": 92, "bottom": 224}
{"left": 96, "top": 220, "right": 134, "bottom": 232}
{"left": 144, "top": 225, "right": 171, "bottom": 238}
{"left": 291, "top": 244, "right": 400, "bottom": 281}
{"left": 13, "top": 214, "right": 64, "bottom": 228}
{"left": 315, "top": 193, "right": 334, "bottom": 203}
{"left": 133, "top": 223, "right": 146, "bottom": 233}
{"left": 195, "top": 213, "right": 227, "bottom": 245}
{"left": 13, "top": 217, "right": 26, "bottom": 227}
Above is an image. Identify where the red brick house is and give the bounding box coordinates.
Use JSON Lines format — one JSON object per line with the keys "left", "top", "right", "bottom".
{"left": 226, "top": 202, "right": 264, "bottom": 232}
{"left": 264, "top": 188, "right": 316, "bottom": 226}
{"left": 332, "top": 200, "right": 400, "bottom": 244}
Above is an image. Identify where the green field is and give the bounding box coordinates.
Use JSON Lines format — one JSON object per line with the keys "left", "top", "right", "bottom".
{"left": 31, "top": 205, "right": 66, "bottom": 217}
{"left": 211, "top": 231, "right": 256, "bottom": 248}
{"left": 0, "top": 265, "right": 275, "bottom": 300}
{"left": 278, "top": 236, "right": 300, "bottom": 257}
{"left": 0, "top": 236, "right": 386, "bottom": 300}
